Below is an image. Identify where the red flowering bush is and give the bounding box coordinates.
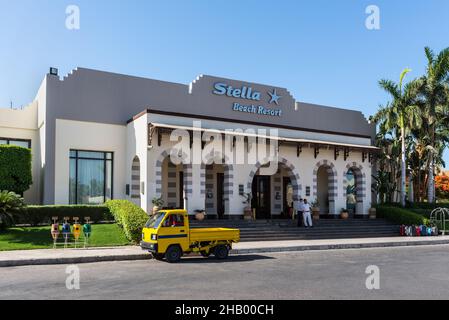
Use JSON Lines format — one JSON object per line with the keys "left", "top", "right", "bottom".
{"left": 435, "top": 175, "right": 449, "bottom": 200}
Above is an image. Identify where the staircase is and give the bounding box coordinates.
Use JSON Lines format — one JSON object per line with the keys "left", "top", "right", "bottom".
{"left": 190, "top": 219, "right": 400, "bottom": 242}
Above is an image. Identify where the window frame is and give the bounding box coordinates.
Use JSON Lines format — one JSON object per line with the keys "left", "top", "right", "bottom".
{"left": 69, "top": 149, "right": 114, "bottom": 205}
{"left": 0, "top": 137, "right": 31, "bottom": 148}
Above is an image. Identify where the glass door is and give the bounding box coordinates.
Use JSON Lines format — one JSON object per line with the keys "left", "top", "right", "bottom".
{"left": 252, "top": 176, "right": 271, "bottom": 219}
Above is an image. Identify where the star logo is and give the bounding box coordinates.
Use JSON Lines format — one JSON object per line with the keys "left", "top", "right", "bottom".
{"left": 268, "top": 89, "right": 281, "bottom": 105}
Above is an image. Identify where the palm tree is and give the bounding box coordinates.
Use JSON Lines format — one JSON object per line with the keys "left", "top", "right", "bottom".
{"left": 374, "top": 69, "right": 422, "bottom": 207}
{"left": 418, "top": 47, "right": 449, "bottom": 203}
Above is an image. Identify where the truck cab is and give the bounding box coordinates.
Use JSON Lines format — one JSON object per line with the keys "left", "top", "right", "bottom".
{"left": 141, "top": 210, "right": 240, "bottom": 263}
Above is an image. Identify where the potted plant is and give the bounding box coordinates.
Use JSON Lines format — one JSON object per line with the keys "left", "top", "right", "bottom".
{"left": 152, "top": 197, "right": 164, "bottom": 216}
{"left": 194, "top": 209, "right": 206, "bottom": 221}
{"left": 311, "top": 199, "right": 320, "bottom": 221}
{"left": 242, "top": 193, "right": 253, "bottom": 220}
{"left": 340, "top": 208, "right": 349, "bottom": 220}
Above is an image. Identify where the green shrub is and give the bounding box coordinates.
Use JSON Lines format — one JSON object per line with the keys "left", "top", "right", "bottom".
{"left": 376, "top": 206, "right": 429, "bottom": 225}
{"left": 13, "top": 205, "right": 112, "bottom": 226}
{"left": 0, "top": 191, "right": 25, "bottom": 230}
{"left": 105, "top": 200, "right": 148, "bottom": 243}
{"left": 0, "top": 145, "right": 32, "bottom": 194}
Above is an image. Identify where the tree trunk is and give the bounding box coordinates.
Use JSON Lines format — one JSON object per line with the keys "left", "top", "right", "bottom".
{"left": 428, "top": 126, "right": 436, "bottom": 204}
{"left": 428, "top": 154, "right": 435, "bottom": 203}
{"left": 417, "top": 165, "right": 421, "bottom": 202}
{"left": 409, "top": 173, "right": 414, "bottom": 203}
{"left": 401, "top": 127, "right": 406, "bottom": 207}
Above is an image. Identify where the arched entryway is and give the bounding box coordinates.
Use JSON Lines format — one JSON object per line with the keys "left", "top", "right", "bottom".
{"left": 155, "top": 150, "right": 191, "bottom": 210}
{"left": 201, "top": 152, "right": 234, "bottom": 219}
{"left": 313, "top": 160, "right": 338, "bottom": 215}
{"left": 246, "top": 158, "right": 301, "bottom": 220}
{"left": 131, "top": 156, "right": 141, "bottom": 206}
{"left": 343, "top": 162, "right": 366, "bottom": 216}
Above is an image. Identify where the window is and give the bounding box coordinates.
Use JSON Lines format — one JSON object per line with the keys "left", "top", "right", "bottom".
{"left": 162, "top": 214, "right": 185, "bottom": 228}
{"left": 145, "top": 212, "right": 166, "bottom": 229}
{"left": 69, "top": 150, "right": 113, "bottom": 204}
{"left": 0, "top": 138, "right": 31, "bottom": 148}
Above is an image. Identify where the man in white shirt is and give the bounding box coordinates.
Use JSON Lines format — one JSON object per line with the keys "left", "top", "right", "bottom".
{"left": 302, "top": 199, "right": 313, "bottom": 228}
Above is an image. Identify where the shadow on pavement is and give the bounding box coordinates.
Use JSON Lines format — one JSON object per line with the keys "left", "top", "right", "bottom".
{"left": 171, "top": 254, "right": 276, "bottom": 264}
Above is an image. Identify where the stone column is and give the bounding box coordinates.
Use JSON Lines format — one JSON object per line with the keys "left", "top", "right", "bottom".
{"left": 185, "top": 164, "right": 205, "bottom": 215}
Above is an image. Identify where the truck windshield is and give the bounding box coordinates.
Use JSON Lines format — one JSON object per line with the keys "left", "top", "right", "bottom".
{"left": 145, "top": 212, "right": 166, "bottom": 229}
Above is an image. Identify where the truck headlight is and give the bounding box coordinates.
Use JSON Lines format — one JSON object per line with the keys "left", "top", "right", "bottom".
{"left": 151, "top": 234, "right": 157, "bottom": 241}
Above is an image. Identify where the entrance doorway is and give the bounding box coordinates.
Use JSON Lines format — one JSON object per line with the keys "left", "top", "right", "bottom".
{"left": 217, "top": 173, "right": 225, "bottom": 219}
{"left": 252, "top": 176, "right": 271, "bottom": 219}
{"left": 346, "top": 169, "right": 357, "bottom": 216}
{"left": 283, "top": 177, "right": 293, "bottom": 218}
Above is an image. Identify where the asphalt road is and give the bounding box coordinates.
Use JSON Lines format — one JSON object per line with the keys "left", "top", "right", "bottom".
{"left": 1, "top": 245, "right": 449, "bottom": 300}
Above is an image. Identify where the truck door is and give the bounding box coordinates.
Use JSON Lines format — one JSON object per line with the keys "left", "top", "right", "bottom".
{"left": 158, "top": 213, "right": 189, "bottom": 252}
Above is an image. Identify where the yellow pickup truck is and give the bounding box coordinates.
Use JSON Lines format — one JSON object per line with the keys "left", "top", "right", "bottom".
{"left": 140, "top": 210, "right": 240, "bottom": 263}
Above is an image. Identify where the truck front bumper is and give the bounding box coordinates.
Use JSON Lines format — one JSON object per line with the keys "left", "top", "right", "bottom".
{"left": 140, "top": 241, "right": 158, "bottom": 253}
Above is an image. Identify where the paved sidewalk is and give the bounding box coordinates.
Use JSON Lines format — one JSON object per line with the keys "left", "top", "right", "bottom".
{"left": 1, "top": 236, "right": 449, "bottom": 267}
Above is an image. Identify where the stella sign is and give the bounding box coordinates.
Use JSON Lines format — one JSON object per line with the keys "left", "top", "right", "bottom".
{"left": 212, "top": 82, "right": 283, "bottom": 117}
{"left": 213, "top": 83, "right": 261, "bottom": 101}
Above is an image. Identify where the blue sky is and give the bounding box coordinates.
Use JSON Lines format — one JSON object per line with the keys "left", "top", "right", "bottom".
{"left": 1, "top": 0, "right": 448, "bottom": 166}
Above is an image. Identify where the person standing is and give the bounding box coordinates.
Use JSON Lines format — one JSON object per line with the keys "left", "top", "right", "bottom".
{"left": 296, "top": 198, "right": 304, "bottom": 227}
{"left": 302, "top": 199, "right": 313, "bottom": 228}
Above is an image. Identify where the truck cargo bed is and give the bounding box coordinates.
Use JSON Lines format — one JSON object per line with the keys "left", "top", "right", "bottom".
{"left": 189, "top": 228, "right": 240, "bottom": 243}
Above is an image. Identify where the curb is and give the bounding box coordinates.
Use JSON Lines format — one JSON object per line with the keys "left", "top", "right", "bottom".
{"left": 2, "top": 239, "right": 449, "bottom": 267}
{"left": 0, "top": 254, "right": 151, "bottom": 268}
{"left": 231, "top": 239, "right": 449, "bottom": 255}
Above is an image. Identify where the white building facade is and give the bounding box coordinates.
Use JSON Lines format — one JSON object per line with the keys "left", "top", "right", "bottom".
{"left": 0, "top": 68, "right": 378, "bottom": 219}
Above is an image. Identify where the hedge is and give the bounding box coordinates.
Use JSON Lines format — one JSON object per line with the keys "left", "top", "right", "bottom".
{"left": 376, "top": 206, "right": 429, "bottom": 226}
{"left": 0, "top": 145, "right": 32, "bottom": 194}
{"left": 13, "top": 205, "right": 113, "bottom": 226}
{"left": 105, "top": 200, "right": 148, "bottom": 243}
{"left": 381, "top": 202, "right": 449, "bottom": 210}
{"left": 406, "top": 202, "right": 449, "bottom": 210}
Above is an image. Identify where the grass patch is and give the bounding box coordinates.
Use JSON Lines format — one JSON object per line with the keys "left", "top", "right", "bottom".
{"left": 0, "top": 224, "right": 130, "bottom": 251}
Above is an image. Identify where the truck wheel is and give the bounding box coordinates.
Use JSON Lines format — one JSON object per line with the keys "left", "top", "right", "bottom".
{"left": 214, "top": 245, "right": 229, "bottom": 260}
{"left": 165, "top": 245, "right": 182, "bottom": 263}
{"left": 152, "top": 253, "right": 165, "bottom": 261}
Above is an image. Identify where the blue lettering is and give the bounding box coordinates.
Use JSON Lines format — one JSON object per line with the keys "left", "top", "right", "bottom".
{"left": 213, "top": 83, "right": 261, "bottom": 101}
{"left": 213, "top": 83, "right": 227, "bottom": 95}
{"left": 233, "top": 103, "right": 281, "bottom": 117}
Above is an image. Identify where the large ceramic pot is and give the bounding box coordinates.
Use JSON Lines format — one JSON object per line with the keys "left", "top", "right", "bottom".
{"left": 312, "top": 207, "right": 320, "bottom": 221}
{"left": 195, "top": 211, "right": 206, "bottom": 221}
{"left": 243, "top": 207, "right": 253, "bottom": 220}
{"left": 369, "top": 208, "right": 377, "bottom": 220}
